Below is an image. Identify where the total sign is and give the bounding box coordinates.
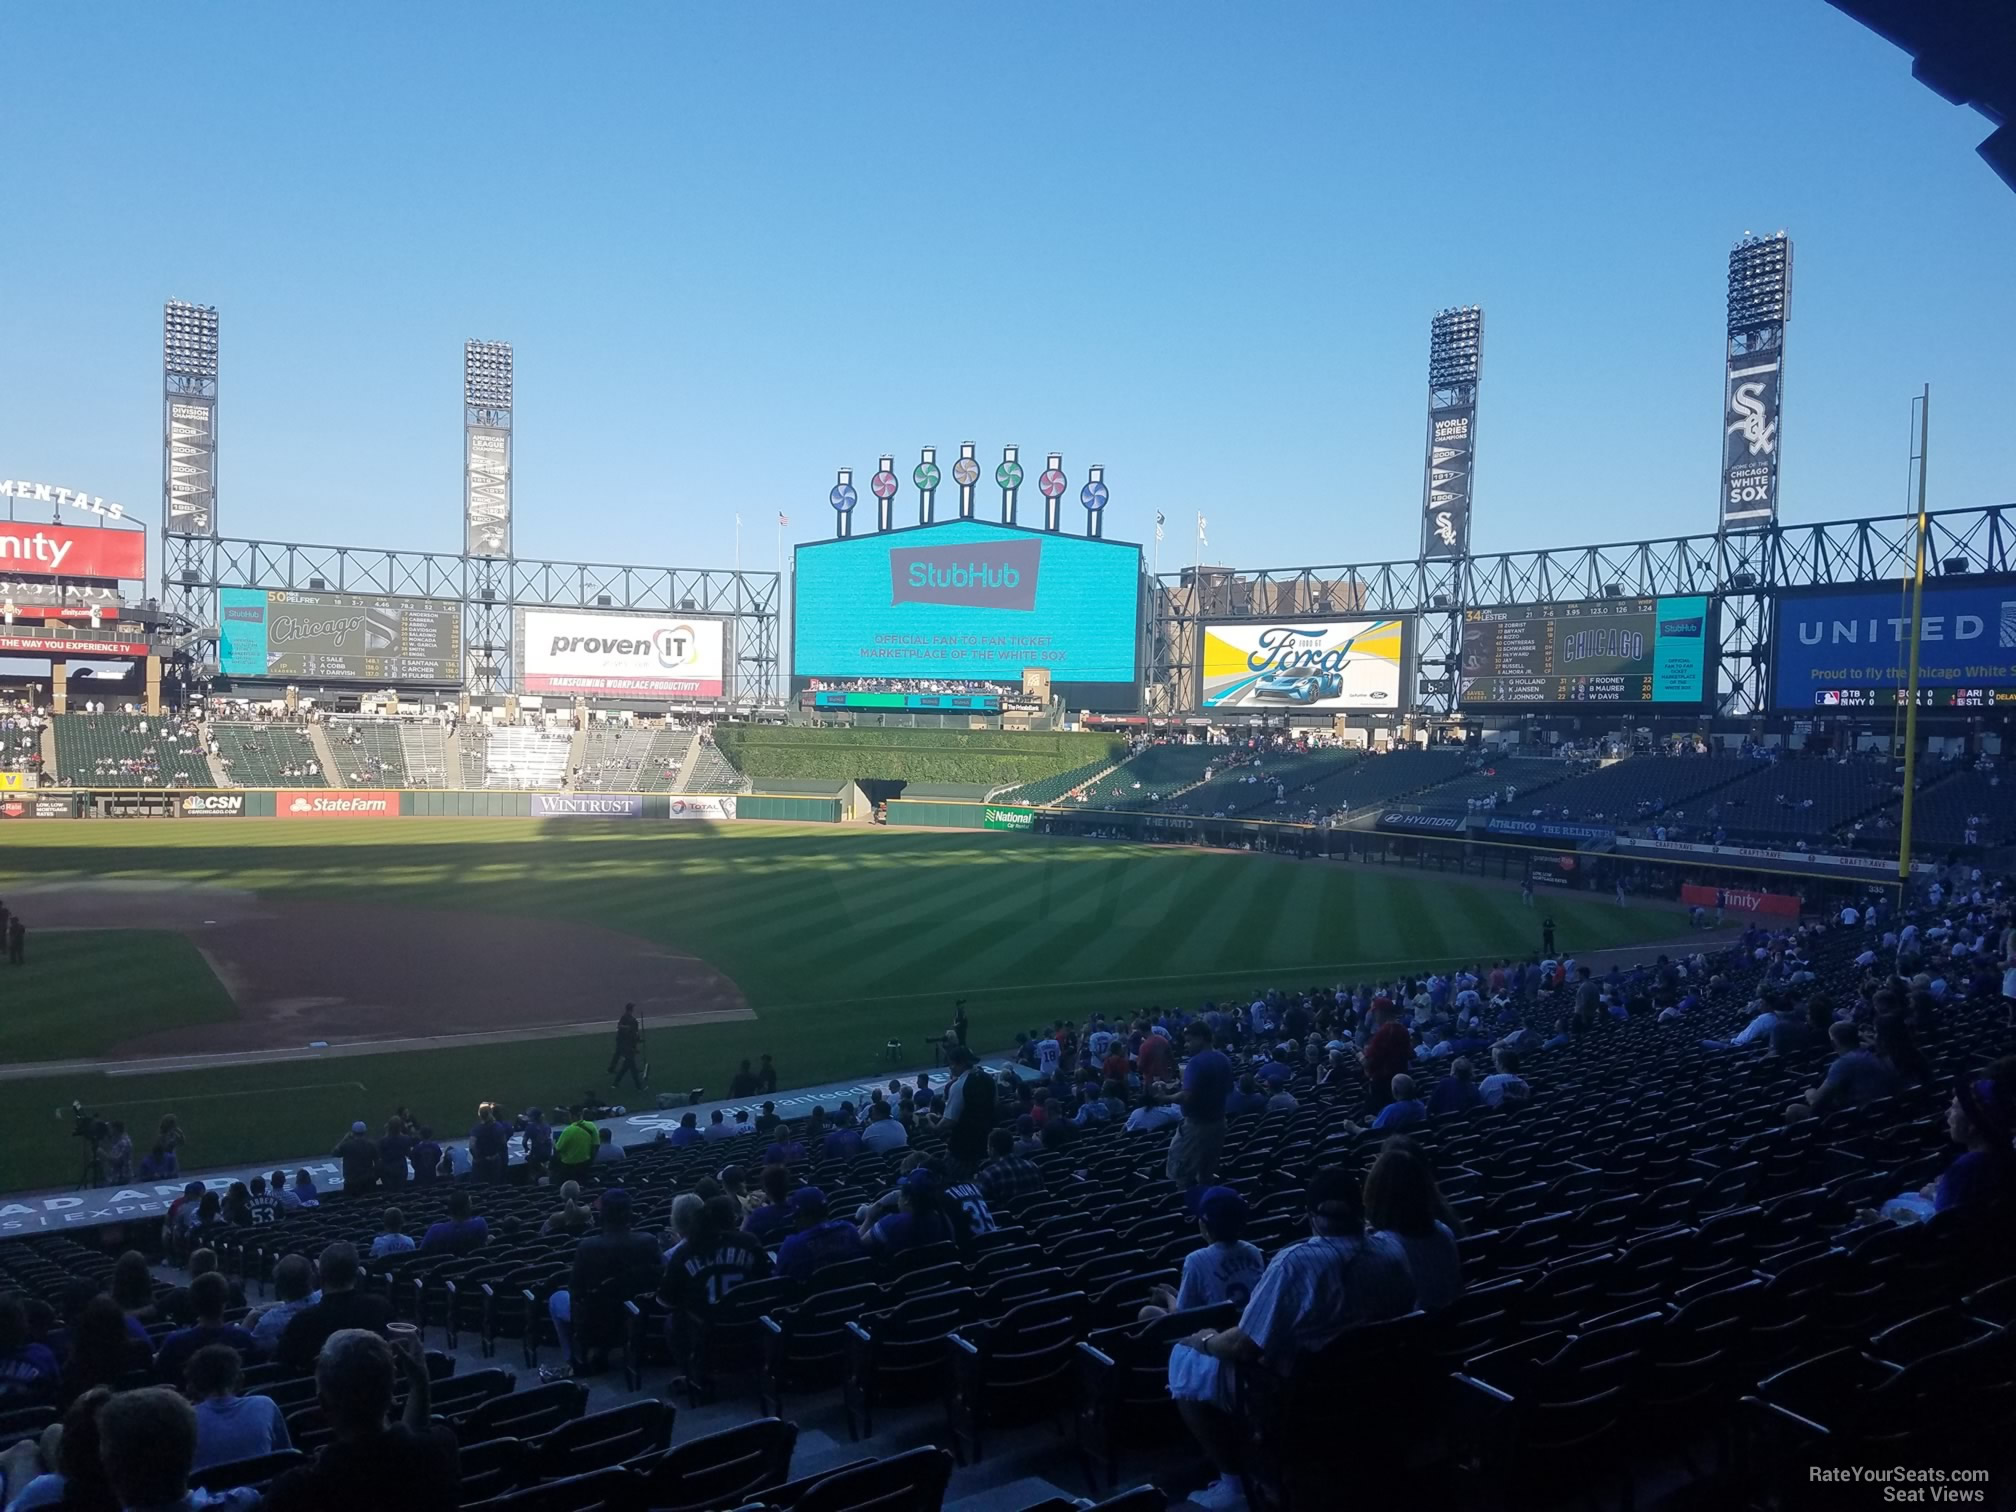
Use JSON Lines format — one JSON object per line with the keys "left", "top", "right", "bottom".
{"left": 520, "top": 610, "right": 726, "bottom": 698}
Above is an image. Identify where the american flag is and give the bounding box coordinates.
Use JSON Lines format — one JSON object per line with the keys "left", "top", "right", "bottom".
{"left": 777, "top": 513, "right": 789, "bottom": 527}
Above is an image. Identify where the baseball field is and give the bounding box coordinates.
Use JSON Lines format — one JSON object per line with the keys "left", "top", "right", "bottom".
{"left": 0, "top": 820, "right": 1682, "bottom": 1194}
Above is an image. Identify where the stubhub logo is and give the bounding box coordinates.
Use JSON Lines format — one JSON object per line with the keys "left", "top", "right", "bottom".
{"left": 889, "top": 539, "right": 1041, "bottom": 611}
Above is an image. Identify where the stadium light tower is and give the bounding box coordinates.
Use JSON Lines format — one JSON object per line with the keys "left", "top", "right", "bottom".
{"left": 1419, "top": 306, "right": 1482, "bottom": 562}
{"left": 161, "top": 300, "right": 219, "bottom": 631}
{"left": 463, "top": 340, "right": 514, "bottom": 559}
{"left": 1720, "top": 231, "right": 1793, "bottom": 532}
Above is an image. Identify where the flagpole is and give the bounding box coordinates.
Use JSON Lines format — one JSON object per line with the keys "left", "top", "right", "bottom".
{"left": 735, "top": 512, "right": 742, "bottom": 576}
{"left": 776, "top": 517, "right": 785, "bottom": 705}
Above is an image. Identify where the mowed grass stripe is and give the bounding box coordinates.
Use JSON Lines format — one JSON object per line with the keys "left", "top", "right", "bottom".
{"left": 1050, "top": 849, "right": 1222, "bottom": 980}
{"left": 876, "top": 850, "right": 1123, "bottom": 993}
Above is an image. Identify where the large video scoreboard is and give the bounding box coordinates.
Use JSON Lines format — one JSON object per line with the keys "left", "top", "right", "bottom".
{"left": 1459, "top": 595, "right": 1711, "bottom": 708}
{"left": 220, "top": 589, "right": 463, "bottom": 684}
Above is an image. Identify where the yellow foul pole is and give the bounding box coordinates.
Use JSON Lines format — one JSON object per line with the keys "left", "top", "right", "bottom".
{"left": 1897, "top": 386, "right": 1930, "bottom": 884}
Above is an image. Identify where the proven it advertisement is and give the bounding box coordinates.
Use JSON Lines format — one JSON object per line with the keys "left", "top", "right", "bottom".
{"left": 793, "top": 521, "right": 1141, "bottom": 703}
{"left": 1199, "top": 619, "right": 1406, "bottom": 710}
{"left": 516, "top": 610, "right": 726, "bottom": 699}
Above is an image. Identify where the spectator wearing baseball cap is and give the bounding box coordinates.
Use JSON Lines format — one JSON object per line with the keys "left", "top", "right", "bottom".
{"left": 549, "top": 1189, "right": 660, "bottom": 1372}
{"left": 862, "top": 1167, "right": 953, "bottom": 1258}
{"left": 334, "top": 1121, "right": 379, "bottom": 1193}
{"left": 776, "top": 1187, "right": 866, "bottom": 1281}
{"left": 1140, "top": 1186, "right": 1264, "bottom": 1322}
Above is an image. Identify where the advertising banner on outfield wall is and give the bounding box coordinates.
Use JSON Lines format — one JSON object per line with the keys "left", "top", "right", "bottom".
{"left": 515, "top": 609, "right": 728, "bottom": 699}
{"left": 531, "top": 794, "right": 644, "bottom": 819}
{"left": 0, "top": 796, "right": 72, "bottom": 819}
{"left": 1681, "top": 882, "right": 1800, "bottom": 918}
{"left": 668, "top": 796, "right": 736, "bottom": 820}
{"left": 0, "top": 773, "right": 29, "bottom": 791}
{"left": 277, "top": 790, "right": 398, "bottom": 819}
{"left": 982, "top": 805, "right": 1035, "bottom": 831}
{"left": 179, "top": 794, "right": 245, "bottom": 817}
{"left": 1199, "top": 619, "right": 1406, "bottom": 711}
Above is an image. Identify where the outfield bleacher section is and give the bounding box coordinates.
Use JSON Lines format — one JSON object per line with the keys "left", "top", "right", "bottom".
{"left": 1292, "top": 747, "right": 1469, "bottom": 816}
{"left": 1891, "top": 763, "right": 2016, "bottom": 849}
{"left": 1510, "top": 753, "right": 1748, "bottom": 826}
{"left": 1072, "top": 744, "right": 1219, "bottom": 809}
{"left": 328, "top": 719, "right": 413, "bottom": 788}
{"left": 477, "top": 726, "right": 571, "bottom": 789}
{"left": 576, "top": 725, "right": 696, "bottom": 792}
{"left": 212, "top": 722, "right": 326, "bottom": 788}
{"left": 1409, "top": 756, "right": 1573, "bottom": 815}
{"left": 682, "top": 737, "right": 749, "bottom": 794}
{"left": 0, "top": 712, "right": 44, "bottom": 778}
{"left": 990, "top": 755, "right": 1120, "bottom": 807}
{"left": 1172, "top": 747, "right": 1361, "bottom": 818}
{"left": 52, "top": 712, "right": 209, "bottom": 787}
{"left": 1684, "top": 755, "right": 1901, "bottom": 844}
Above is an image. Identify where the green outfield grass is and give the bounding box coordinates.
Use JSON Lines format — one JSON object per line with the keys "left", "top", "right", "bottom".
{"left": 0, "top": 930, "right": 238, "bottom": 1063}
{"left": 0, "top": 820, "right": 1680, "bottom": 1194}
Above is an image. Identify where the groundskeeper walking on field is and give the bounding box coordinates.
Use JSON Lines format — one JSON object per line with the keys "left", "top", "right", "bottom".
{"left": 609, "top": 1003, "right": 646, "bottom": 1090}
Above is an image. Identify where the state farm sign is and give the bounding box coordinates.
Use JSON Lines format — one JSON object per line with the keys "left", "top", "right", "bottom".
{"left": 0, "top": 524, "right": 145, "bottom": 581}
{"left": 276, "top": 789, "right": 399, "bottom": 819}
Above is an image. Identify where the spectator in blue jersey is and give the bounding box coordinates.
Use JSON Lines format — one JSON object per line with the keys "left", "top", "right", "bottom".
{"left": 517, "top": 1109, "right": 553, "bottom": 1179}
{"left": 820, "top": 1111, "right": 862, "bottom": 1162}
{"left": 1427, "top": 1058, "right": 1484, "bottom": 1118}
{"left": 762, "top": 1122, "right": 805, "bottom": 1167}
{"left": 861, "top": 1168, "right": 954, "bottom": 1257}
{"left": 660, "top": 1195, "right": 772, "bottom": 1332}
{"left": 1224, "top": 1074, "right": 1268, "bottom": 1119}
{"left": 1167, "top": 1021, "right": 1233, "bottom": 1189}
{"left": 744, "top": 1166, "right": 796, "bottom": 1245}
{"left": 378, "top": 1117, "right": 416, "bottom": 1187}
{"left": 248, "top": 1256, "right": 316, "bottom": 1358}
{"left": 1140, "top": 1186, "right": 1264, "bottom": 1321}
{"left": 668, "top": 1112, "right": 705, "bottom": 1147}
{"left": 777, "top": 1188, "right": 867, "bottom": 1281}
{"left": 187, "top": 1342, "right": 291, "bottom": 1471}
{"left": 1927, "top": 1070, "right": 2016, "bottom": 1214}
{"left": 1370, "top": 1074, "right": 1427, "bottom": 1132}
{"left": 1167, "top": 1168, "right": 1415, "bottom": 1511}
{"left": 153, "top": 1273, "right": 255, "bottom": 1386}
{"left": 370, "top": 1207, "right": 416, "bottom": 1258}
{"left": 419, "top": 1191, "right": 488, "bottom": 1256}
{"left": 0, "top": 1294, "right": 58, "bottom": 1404}
{"left": 408, "top": 1129, "right": 441, "bottom": 1187}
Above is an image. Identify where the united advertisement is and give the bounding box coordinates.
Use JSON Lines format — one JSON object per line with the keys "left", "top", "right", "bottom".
{"left": 1199, "top": 619, "right": 1406, "bottom": 711}
{"left": 1772, "top": 581, "right": 2016, "bottom": 709}
{"left": 792, "top": 520, "right": 1141, "bottom": 706}
{"left": 516, "top": 610, "right": 727, "bottom": 700}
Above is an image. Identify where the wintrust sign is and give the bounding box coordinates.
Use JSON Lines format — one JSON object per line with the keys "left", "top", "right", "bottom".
{"left": 277, "top": 790, "right": 398, "bottom": 818}
{"left": 0, "top": 524, "right": 145, "bottom": 581}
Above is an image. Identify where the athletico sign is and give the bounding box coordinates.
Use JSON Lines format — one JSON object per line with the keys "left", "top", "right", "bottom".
{"left": 531, "top": 794, "right": 643, "bottom": 819}
{"left": 277, "top": 790, "right": 398, "bottom": 819}
{"left": 0, "top": 523, "right": 145, "bottom": 581}
{"left": 179, "top": 794, "right": 245, "bottom": 817}
{"left": 516, "top": 609, "right": 727, "bottom": 699}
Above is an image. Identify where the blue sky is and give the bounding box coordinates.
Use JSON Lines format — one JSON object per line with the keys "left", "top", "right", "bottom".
{"left": 4, "top": 2, "right": 2011, "bottom": 584}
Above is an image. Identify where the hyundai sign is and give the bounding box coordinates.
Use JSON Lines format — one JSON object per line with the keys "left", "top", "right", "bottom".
{"left": 515, "top": 609, "right": 728, "bottom": 700}
{"left": 792, "top": 520, "right": 1141, "bottom": 706}
{"left": 1773, "top": 580, "right": 2016, "bottom": 709}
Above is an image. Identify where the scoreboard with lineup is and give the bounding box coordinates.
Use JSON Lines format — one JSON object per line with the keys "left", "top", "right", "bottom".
{"left": 1459, "top": 596, "right": 1711, "bottom": 707}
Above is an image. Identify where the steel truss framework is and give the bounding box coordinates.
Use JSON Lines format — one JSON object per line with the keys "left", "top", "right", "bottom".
{"left": 162, "top": 536, "right": 779, "bottom": 703}
{"left": 1147, "top": 503, "right": 2016, "bottom": 719}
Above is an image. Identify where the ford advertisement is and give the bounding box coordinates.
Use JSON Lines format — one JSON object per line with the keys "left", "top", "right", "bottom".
{"left": 792, "top": 520, "right": 1141, "bottom": 706}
